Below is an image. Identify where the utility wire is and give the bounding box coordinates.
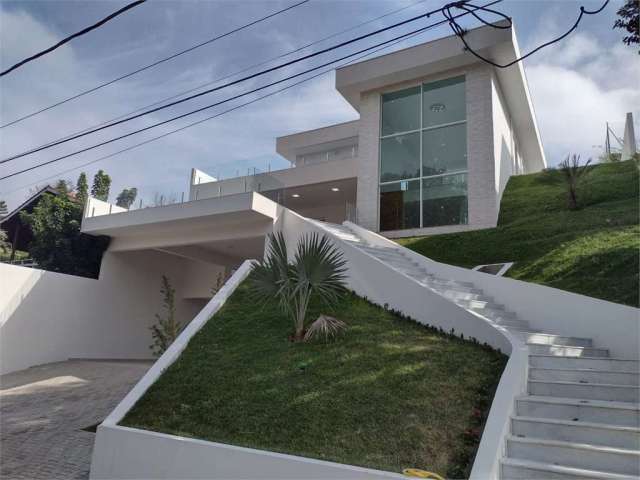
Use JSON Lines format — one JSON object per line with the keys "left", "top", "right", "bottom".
{"left": 32, "top": 0, "right": 430, "bottom": 152}
{"left": 0, "top": 0, "right": 147, "bottom": 77}
{"left": 0, "top": 0, "right": 310, "bottom": 128}
{"left": 0, "top": 1, "right": 500, "bottom": 182}
{"left": 2, "top": 22, "right": 435, "bottom": 195}
{"left": 0, "top": 2, "right": 455, "bottom": 163}
{"left": 443, "top": 0, "right": 610, "bottom": 68}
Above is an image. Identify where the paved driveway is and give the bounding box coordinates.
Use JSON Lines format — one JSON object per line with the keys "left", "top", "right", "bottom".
{"left": 0, "top": 360, "right": 152, "bottom": 479}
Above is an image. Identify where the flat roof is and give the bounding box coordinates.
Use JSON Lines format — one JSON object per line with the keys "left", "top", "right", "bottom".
{"left": 334, "top": 20, "right": 545, "bottom": 169}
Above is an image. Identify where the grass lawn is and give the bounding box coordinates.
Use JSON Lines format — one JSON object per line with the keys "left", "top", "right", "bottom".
{"left": 122, "top": 282, "right": 507, "bottom": 477}
{"left": 398, "top": 160, "right": 639, "bottom": 307}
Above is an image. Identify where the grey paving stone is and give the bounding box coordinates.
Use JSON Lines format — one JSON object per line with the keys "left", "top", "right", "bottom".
{"left": 1, "top": 360, "right": 151, "bottom": 480}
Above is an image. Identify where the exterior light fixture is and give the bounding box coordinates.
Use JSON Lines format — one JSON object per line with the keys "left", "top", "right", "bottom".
{"left": 331, "top": 187, "right": 340, "bottom": 192}
{"left": 292, "top": 193, "right": 300, "bottom": 198}
{"left": 430, "top": 103, "right": 446, "bottom": 112}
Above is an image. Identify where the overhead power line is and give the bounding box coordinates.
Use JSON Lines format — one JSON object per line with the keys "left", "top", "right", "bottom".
{"left": 0, "top": 1, "right": 501, "bottom": 182}
{"left": 0, "top": 0, "right": 310, "bottom": 128}
{"left": 32, "top": 0, "right": 430, "bottom": 153}
{"left": 3, "top": 22, "right": 436, "bottom": 195}
{"left": 443, "top": 0, "right": 610, "bottom": 68}
{"left": 0, "top": 0, "right": 147, "bottom": 77}
{"left": 1, "top": 2, "right": 453, "bottom": 164}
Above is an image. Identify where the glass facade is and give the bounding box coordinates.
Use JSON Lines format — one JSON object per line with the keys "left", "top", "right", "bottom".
{"left": 379, "top": 76, "right": 468, "bottom": 231}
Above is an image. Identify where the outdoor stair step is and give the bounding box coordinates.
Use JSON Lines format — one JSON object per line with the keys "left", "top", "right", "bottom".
{"left": 430, "top": 285, "right": 484, "bottom": 296}
{"left": 491, "top": 317, "right": 530, "bottom": 329}
{"left": 526, "top": 344, "right": 609, "bottom": 357}
{"left": 528, "top": 380, "right": 640, "bottom": 403}
{"left": 529, "top": 355, "right": 640, "bottom": 373}
{"left": 454, "top": 299, "right": 505, "bottom": 310}
{"left": 530, "top": 367, "right": 640, "bottom": 386}
{"left": 516, "top": 332, "right": 593, "bottom": 347}
{"left": 505, "top": 436, "right": 640, "bottom": 476}
{"left": 515, "top": 395, "right": 640, "bottom": 427}
{"left": 438, "top": 290, "right": 492, "bottom": 302}
{"left": 511, "top": 416, "right": 640, "bottom": 450}
{"left": 501, "top": 457, "right": 638, "bottom": 480}
{"left": 473, "top": 308, "right": 518, "bottom": 322}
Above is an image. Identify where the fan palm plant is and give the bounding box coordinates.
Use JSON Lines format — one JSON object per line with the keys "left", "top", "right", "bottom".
{"left": 249, "top": 231, "right": 347, "bottom": 341}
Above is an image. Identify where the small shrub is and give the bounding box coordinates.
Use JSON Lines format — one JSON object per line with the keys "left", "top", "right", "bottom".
{"left": 149, "top": 275, "right": 182, "bottom": 357}
{"left": 559, "top": 154, "right": 594, "bottom": 210}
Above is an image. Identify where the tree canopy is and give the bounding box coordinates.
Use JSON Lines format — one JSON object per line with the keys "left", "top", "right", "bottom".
{"left": 614, "top": 0, "right": 639, "bottom": 51}
{"left": 19, "top": 194, "right": 109, "bottom": 278}
{"left": 116, "top": 187, "right": 138, "bottom": 209}
{"left": 91, "top": 170, "right": 112, "bottom": 201}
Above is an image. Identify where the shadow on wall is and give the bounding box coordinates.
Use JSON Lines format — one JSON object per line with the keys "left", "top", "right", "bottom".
{"left": 0, "top": 250, "right": 227, "bottom": 375}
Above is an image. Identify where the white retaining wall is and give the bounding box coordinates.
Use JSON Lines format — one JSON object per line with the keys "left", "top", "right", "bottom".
{"left": 91, "top": 260, "right": 404, "bottom": 479}
{"left": 0, "top": 250, "right": 224, "bottom": 375}
{"left": 346, "top": 221, "right": 640, "bottom": 360}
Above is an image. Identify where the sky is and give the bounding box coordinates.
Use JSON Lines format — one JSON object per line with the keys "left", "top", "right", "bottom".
{"left": 0, "top": 0, "right": 638, "bottom": 210}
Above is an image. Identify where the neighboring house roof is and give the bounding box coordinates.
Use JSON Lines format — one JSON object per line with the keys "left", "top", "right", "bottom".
{"left": 0, "top": 186, "right": 60, "bottom": 251}
{"left": 0, "top": 186, "right": 59, "bottom": 225}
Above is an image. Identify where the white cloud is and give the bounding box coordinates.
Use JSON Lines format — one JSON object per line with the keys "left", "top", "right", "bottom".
{"left": 525, "top": 27, "right": 640, "bottom": 165}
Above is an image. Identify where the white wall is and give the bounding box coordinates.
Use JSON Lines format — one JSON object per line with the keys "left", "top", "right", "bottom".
{"left": 85, "top": 197, "right": 127, "bottom": 218}
{"left": 0, "top": 250, "right": 225, "bottom": 375}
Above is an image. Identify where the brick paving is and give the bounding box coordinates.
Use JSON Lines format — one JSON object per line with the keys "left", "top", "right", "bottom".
{"left": 0, "top": 360, "right": 152, "bottom": 479}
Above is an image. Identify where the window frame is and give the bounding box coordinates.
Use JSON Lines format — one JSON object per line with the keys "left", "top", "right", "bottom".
{"left": 378, "top": 75, "right": 468, "bottom": 231}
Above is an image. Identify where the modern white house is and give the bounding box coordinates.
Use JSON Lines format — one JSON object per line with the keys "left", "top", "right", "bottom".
{"left": 190, "top": 19, "right": 545, "bottom": 237}
{"left": 1, "top": 21, "right": 637, "bottom": 480}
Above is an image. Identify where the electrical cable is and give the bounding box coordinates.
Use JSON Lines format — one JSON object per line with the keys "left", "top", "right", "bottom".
{"left": 1, "top": 22, "right": 435, "bottom": 195}
{"left": 442, "top": 0, "right": 610, "bottom": 68}
{"left": 0, "top": 1, "right": 501, "bottom": 182}
{"left": 31, "top": 0, "right": 430, "bottom": 152}
{"left": 0, "top": 0, "right": 310, "bottom": 128}
{"left": 0, "top": 1, "right": 462, "bottom": 163}
{"left": 0, "top": 0, "right": 147, "bottom": 77}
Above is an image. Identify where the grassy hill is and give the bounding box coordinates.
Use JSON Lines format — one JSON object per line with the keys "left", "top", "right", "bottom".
{"left": 398, "top": 160, "right": 639, "bottom": 307}
{"left": 122, "top": 284, "right": 506, "bottom": 477}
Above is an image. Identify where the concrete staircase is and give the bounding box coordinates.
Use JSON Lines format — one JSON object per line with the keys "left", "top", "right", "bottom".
{"left": 314, "top": 221, "right": 640, "bottom": 480}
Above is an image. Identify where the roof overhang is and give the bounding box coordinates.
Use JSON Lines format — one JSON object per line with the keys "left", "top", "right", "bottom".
{"left": 81, "top": 192, "right": 278, "bottom": 251}
{"left": 335, "top": 20, "right": 545, "bottom": 169}
{"left": 276, "top": 120, "right": 359, "bottom": 163}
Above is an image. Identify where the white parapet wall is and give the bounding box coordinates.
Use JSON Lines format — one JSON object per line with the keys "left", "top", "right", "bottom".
{"left": 85, "top": 196, "right": 127, "bottom": 218}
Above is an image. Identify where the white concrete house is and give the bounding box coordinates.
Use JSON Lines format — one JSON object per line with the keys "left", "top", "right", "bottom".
{"left": 2, "top": 22, "right": 638, "bottom": 480}
{"left": 192, "top": 20, "right": 545, "bottom": 237}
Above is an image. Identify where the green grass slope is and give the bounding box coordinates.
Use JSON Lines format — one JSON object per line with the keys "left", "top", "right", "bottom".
{"left": 398, "top": 160, "right": 639, "bottom": 307}
{"left": 123, "top": 282, "right": 506, "bottom": 477}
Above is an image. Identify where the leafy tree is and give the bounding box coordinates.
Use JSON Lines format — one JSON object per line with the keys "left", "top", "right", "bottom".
{"left": 0, "top": 200, "right": 8, "bottom": 218}
{"left": 19, "top": 194, "right": 109, "bottom": 277}
{"left": 149, "top": 275, "right": 181, "bottom": 356}
{"left": 559, "top": 154, "right": 594, "bottom": 210}
{"left": 54, "top": 179, "right": 72, "bottom": 195}
{"left": 614, "top": 0, "right": 639, "bottom": 51}
{"left": 91, "top": 170, "right": 111, "bottom": 201}
{"left": 76, "top": 172, "right": 89, "bottom": 205}
{"left": 249, "top": 232, "right": 347, "bottom": 342}
{"left": 0, "top": 229, "right": 10, "bottom": 257}
{"left": 116, "top": 187, "right": 138, "bottom": 209}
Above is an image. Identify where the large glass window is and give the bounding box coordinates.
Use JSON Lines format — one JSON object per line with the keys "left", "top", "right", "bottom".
{"left": 379, "top": 76, "right": 467, "bottom": 231}
{"left": 380, "top": 133, "right": 420, "bottom": 182}
{"left": 381, "top": 86, "right": 420, "bottom": 136}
